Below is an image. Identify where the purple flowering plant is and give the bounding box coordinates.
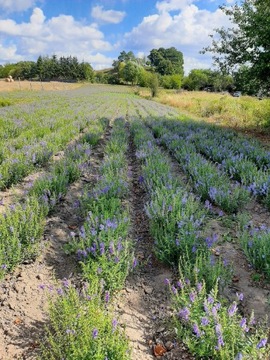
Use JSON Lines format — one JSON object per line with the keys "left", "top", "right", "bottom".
{"left": 170, "top": 279, "right": 269, "bottom": 358}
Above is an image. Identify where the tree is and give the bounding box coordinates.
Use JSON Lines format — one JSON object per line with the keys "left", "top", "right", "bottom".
{"left": 148, "top": 47, "right": 184, "bottom": 76}
{"left": 122, "top": 61, "right": 139, "bottom": 85}
{"left": 202, "top": 0, "right": 270, "bottom": 93}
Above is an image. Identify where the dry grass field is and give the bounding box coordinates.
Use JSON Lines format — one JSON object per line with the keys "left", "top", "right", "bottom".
{"left": 0, "top": 79, "right": 82, "bottom": 92}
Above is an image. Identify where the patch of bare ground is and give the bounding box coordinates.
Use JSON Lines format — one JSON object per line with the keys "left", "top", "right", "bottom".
{"left": 113, "top": 125, "right": 195, "bottom": 360}
{"left": 0, "top": 129, "right": 109, "bottom": 360}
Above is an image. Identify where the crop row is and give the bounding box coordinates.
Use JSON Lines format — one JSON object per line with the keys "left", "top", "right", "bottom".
{"left": 130, "top": 118, "right": 269, "bottom": 359}
{"left": 153, "top": 119, "right": 270, "bottom": 209}
{"left": 146, "top": 117, "right": 270, "bottom": 279}
{"left": 0, "top": 118, "right": 107, "bottom": 278}
{"left": 0, "top": 95, "right": 118, "bottom": 190}
{"left": 40, "top": 118, "right": 133, "bottom": 359}
{"left": 147, "top": 119, "right": 250, "bottom": 213}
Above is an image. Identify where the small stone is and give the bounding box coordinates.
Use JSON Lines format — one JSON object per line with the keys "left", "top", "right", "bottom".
{"left": 143, "top": 286, "right": 153, "bottom": 295}
{"left": 36, "top": 274, "right": 43, "bottom": 280}
{"left": 165, "top": 341, "right": 174, "bottom": 351}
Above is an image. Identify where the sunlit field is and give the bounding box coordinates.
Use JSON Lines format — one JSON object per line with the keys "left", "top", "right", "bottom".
{"left": 0, "top": 84, "right": 270, "bottom": 360}
{"left": 139, "top": 88, "right": 270, "bottom": 132}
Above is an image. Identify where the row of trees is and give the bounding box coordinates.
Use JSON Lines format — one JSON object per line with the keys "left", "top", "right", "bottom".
{"left": 0, "top": 55, "right": 94, "bottom": 81}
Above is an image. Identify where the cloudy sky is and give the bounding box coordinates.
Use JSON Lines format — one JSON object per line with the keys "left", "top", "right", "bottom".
{"left": 0, "top": 0, "right": 235, "bottom": 74}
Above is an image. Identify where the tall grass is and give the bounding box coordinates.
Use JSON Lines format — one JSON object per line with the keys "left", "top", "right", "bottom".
{"left": 139, "top": 89, "right": 270, "bottom": 131}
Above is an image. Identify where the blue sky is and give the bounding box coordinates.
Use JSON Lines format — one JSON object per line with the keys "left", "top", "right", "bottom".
{"left": 0, "top": 0, "right": 235, "bottom": 74}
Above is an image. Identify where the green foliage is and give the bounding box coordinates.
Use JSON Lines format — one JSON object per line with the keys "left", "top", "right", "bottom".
{"left": 0, "top": 198, "right": 46, "bottom": 277}
{"left": 40, "top": 285, "right": 130, "bottom": 360}
{"left": 183, "top": 69, "right": 234, "bottom": 92}
{"left": 241, "top": 227, "right": 270, "bottom": 279}
{"left": 203, "top": 0, "right": 270, "bottom": 94}
{"left": 122, "top": 61, "right": 139, "bottom": 85}
{"left": 148, "top": 73, "right": 159, "bottom": 97}
{"left": 161, "top": 74, "right": 182, "bottom": 89}
{"left": 171, "top": 280, "right": 269, "bottom": 359}
{"left": 0, "top": 54, "right": 94, "bottom": 81}
{"left": 148, "top": 47, "right": 184, "bottom": 76}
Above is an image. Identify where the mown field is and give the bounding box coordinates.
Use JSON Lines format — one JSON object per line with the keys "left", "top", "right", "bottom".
{"left": 0, "top": 84, "right": 270, "bottom": 360}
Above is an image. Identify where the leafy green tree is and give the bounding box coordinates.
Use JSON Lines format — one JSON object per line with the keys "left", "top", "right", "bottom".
{"left": 148, "top": 47, "right": 184, "bottom": 76}
{"left": 122, "top": 61, "right": 139, "bottom": 85}
{"left": 203, "top": 0, "right": 270, "bottom": 93}
{"left": 118, "top": 51, "right": 136, "bottom": 63}
{"left": 183, "top": 69, "right": 209, "bottom": 90}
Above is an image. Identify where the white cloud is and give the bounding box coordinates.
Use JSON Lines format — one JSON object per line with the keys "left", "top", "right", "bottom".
{"left": 123, "top": 2, "right": 231, "bottom": 73}
{"left": 91, "top": 5, "right": 126, "bottom": 24}
{"left": 0, "top": 7, "right": 114, "bottom": 65}
{"left": 0, "top": 43, "right": 23, "bottom": 62}
{"left": 156, "top": 0, "right": 194, "bottom": 12}
{"left": 0, "top": 0, "right": 37, "bottom": 12}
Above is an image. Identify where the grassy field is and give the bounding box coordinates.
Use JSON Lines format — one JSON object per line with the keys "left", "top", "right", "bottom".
{"left": 138, "top": 88, "right": 270, "bottom": 133}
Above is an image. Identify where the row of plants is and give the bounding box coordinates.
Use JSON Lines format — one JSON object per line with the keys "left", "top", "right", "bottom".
{"left": 0, "top": 118, "right": 108, "bottom": 278}
{"left": 147, "top": 119, "right": 250, "bottom": 213}
{"left": 0, "top": 97, "right": 113, "bottom": 190}
{"left": 155, "top": 118, "right": 270, "bottom": 209}
{"left": 146, "top": 118, "right": 270, "bottom": 279}
{"left": 40, "top": 118, "right": 134, "bottom": 359}
{"left": 131, "top": 118, "right": 269, "bottom": 359}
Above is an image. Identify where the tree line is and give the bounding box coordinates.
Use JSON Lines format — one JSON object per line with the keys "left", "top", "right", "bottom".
{"left": 0, "top": 55, "right": 94, "bottom": 82}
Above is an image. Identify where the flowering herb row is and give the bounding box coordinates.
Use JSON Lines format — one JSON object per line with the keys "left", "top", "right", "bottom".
{"left": 147, "top": 120, "right": 250, "bottom": 213}
{"left": 131, "top": 119, "right": 230, "bottom": 287}
{"left": 149, "top": 118, "right": 270, "bottom": 282}
{"left": 41, "top": 118, "right": 133, "bottom": 359}
{"left": 0, "top": 96, "right": 115, "bottom": 190}
{"left": 155, "top": 119, "right": 270, "bottom": 210}
{"left": 0, "top": 118, "right": 108, "bottom": 278}
{"left": 131, "top": 118, "right": 269, "bottom": 358}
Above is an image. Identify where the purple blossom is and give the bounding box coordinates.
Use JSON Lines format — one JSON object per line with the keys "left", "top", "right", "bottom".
{"left": 164, "top": 278, "right": 170, "bottom": 285}
{"left": 179, "top": 307, "right": 190, "bottom": 321}
{"left": 196, "top": 283, "right": 203, "bottom": 293}
{"left": 99, "top": 242, "right": 105, "bottom": 255}
{"left": 112, "top": 319, "right": 118, "bottom": 332}
{"left": 171, "top": 286, "right": 177, "bottom": 295}
{"left": 104, "top": 290, "right": 110, "bottom": 303}
{"left": 1, "top": 264, "right": 7, "bottom": 270}
{"left": 62, "top": 278, "right": 70, "bottom": 288}
{"left": 189, "top": 291, "right": 196, "bottom": 303}
{"left": 177, "top": 280, "right": 183, "bottom": 289}
{"left": 201, "top": 317, "right": 209, "bottom": 326}
{"left": 193, "top": 323, "right": 201, "bottom": 338}
{"left": 132, "top": 257, "right": 138, "bottom": 268}
{"left": 92, "top": 328, "right": 98, "bottom": 339}
{"left": 66, "top": 329, "right": 76, "bottom": 335}
{"left": 57, "top": 288, "right": 64, "bottom": 296}
{"left": 228, "top": 302, "right": 237, "bottom": 317}
{"left": 257, "top": 338, "right": 267, "bottom": 349}
{"left": 236, "top": 293, "right": 244, "bottom": 301}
